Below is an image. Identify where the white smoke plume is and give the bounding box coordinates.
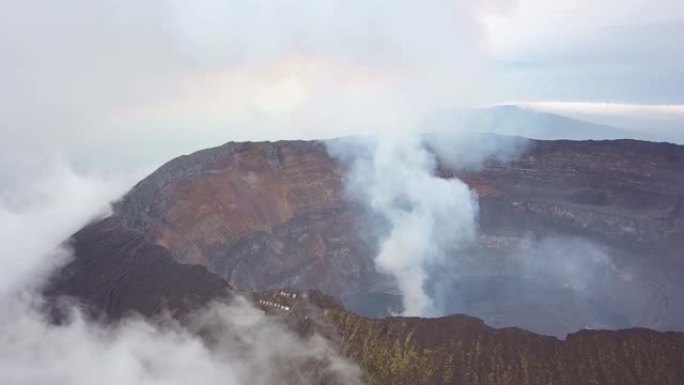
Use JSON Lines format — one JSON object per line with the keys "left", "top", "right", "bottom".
{"left": 0, "top": 160, "right": 134, "bottom": 296}
{"left": 332, "top": 131, "right": 665, "bottom": 331}
{"left": 300, "top": 0, "right": 523, "bottom": 317}
{"left": 329, "top": 129, "right": 530, "bottom": 317}
{"left": 0, "top": 160, "right": 363, "bottom": 385}
{"left": 235, "top": 0, "right": 515, "bottom": 319}
{"left": 330, "top": 135, "right": 480, "bottom": 316}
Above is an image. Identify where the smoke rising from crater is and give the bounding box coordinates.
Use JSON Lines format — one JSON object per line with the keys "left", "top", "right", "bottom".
{"left": 329, "top": 129, "right": 532, "bottom": 317}
{"left": 330, "top": 135, "right": 480, "bottom": 316}
{"left": 331, "top": 132, "right": 671, "bottom": 333}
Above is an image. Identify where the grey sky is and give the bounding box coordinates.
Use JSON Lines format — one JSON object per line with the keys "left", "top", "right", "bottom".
{"left": 492, "top": 20, "right": 684, "bottom": 103}
{"left": 0, "top": 0, "right": 682, "bottom": 173}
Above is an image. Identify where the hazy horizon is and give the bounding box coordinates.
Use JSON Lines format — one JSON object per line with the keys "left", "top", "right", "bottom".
{"left": 1, "top": 0, "right": 682, "bottom": 175}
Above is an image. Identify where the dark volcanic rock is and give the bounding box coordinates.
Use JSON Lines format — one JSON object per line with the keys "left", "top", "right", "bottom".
{"left": 447, "top": 140, "right": 684, "bottom": 334}
{"left": 462, "top": 139, "right": 684, "bottom": 248}
{"left": 45, "top": 216, "right": 232, "bottom": 320}
{"left": 325, "top": 306, "right": 684, "bottom": 385}
{"left": 249, "top": 289, "right": 684, "bottom": 385}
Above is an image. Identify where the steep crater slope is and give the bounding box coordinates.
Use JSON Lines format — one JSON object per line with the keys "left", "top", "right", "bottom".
{"left": 45, "top": 216, "right": 232, "bottom": 320}
{"left": 112, "top": 138, "right": 684, "bottom": 335}
{"left": 114, "top": 140, "right": 380, "bottom": 306}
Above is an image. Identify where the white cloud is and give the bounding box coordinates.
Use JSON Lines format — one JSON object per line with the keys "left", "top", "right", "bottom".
{"left": 2, "top": 0, "right": 679, "bottom": 176}
{"left": 489, "top": 4, "right": 684, "bottom": 103}
{"left": 0, "top": 161, "right": 133, "bottom": 295}
{"left": 484, "top": 0, "right": 684, "bottom": 56}
{"left": 0, "top": 295, "right": 363, "bottom": 385}
{"left": 0, "top": 160, "right": 362, "bottom": 385}
{"left": 0, "top": 0, "right": 518, "bottom": 174}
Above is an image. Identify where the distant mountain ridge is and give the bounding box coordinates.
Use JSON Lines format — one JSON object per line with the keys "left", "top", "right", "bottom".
{"left": 433, "top": 105, "right": 642, "bottom": 141}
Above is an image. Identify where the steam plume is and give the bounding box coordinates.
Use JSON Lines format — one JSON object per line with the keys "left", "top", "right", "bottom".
{"left": 330, "top": 133, "right": 488, "bottom": 316}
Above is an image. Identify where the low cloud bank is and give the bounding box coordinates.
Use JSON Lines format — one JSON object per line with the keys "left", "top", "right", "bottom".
{"left": 0, "top": 161, "right": 362, "bottom": 385}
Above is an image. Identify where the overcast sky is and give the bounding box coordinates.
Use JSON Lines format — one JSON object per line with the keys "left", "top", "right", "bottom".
{"left": 487, "top": 0, "right": 684, "bottom": 103}
{"left": 1, "top": 0, "right": 683, "bottom": 173}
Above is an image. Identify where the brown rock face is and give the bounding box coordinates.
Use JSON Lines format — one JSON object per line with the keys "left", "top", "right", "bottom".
{"left": 115, "top": 140, "right": 380, "bottom": 303}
